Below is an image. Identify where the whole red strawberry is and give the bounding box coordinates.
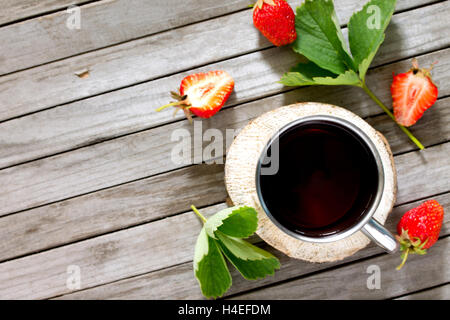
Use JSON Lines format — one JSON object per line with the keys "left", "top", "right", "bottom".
{"left": 156, "top": 70, "right": 234, "bottom": 121}
{"left": 253, "top": 0, "right": 297, "bottom": 47}
{"left": 391, "top": 58, "right": 438, "bottom": 127}
{"left": 396, "top": 200, "right": 444, "bottom": 270}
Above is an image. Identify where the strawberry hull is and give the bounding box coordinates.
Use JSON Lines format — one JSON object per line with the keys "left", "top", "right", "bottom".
{"left": 156, "top": 70, "right": 234, "bottom": 120}
{"left": 397, "top": 200, "right": 444, "bottom": 250}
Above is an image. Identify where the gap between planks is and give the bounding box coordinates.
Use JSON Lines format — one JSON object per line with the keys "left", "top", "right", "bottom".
{"left": 0, "top": 0, "right": 440, "bottom": 75}
{"left": 0, "top": 0, "right": 101, "bottom": 27}
{"left": 0, "top": 0, "right": 448, "bottom": 300}
{"left": 0, "top": 46, "right": 448, "bottom": 171}
{"left": 393, "top": 283, "right": 450, "bottom": 300}
{"left": 0, "top": 131, "right": 448, "bottom": 263}
{"left": 0, "top": 0, "right": 275, "bottom": 76}
{"left": 0, "top": 143, "right": 448, "bottom": 299}
{"left": 0, "top": 69, "right": 448, "bottom": 218}
{"left": 52, "top": 194, "right": 450, "bottom": 300}
{"left": 0, "top": 6, "right": 448, "bottom": 170}
{"left": 0, "top": 1, "right": 448, "bottom": 123}
{"left": 229, "top": 235, "right": 450, "bottom": 300}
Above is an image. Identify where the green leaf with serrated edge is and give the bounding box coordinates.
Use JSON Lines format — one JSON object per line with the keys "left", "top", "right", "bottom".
{"left": 204, "top": 206, "right": 258, "bottom": 239}
{"left": 348, "top": 0, "right": 396, "bottom": 80}
{"left": 290, "top": 60, "right": 336, "bottom": 79}
{"left": 293, "top": 0, "right": 356, "bottom": 75}
{"left": 280, "top": 68, "right": 361, "bottom": 87}
{"left": 194, "top": 228, "right": 231, "bottom": 299}
{"left": 216, "top": 231, "right": 280, "bottom": 280}
{"left": 312, "top": 70, "right": 360, "bottom": 85}
{"left": 280, "top": 72, "right": 316, "bottom": 86}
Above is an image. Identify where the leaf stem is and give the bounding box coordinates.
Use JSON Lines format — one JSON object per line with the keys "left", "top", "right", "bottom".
{"left": 360, "top": 83, "right": 425, "bottom": 150}
{"left": 191, "top": 205, "right": 207, "bottom": 224}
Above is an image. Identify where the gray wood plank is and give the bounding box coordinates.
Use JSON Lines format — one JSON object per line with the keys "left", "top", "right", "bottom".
{"left": 232, "top": 237, "right": 450, "bottom": 299}
{"left": 0, "top": 0, "right": 89, "bottom": 25}
{"left": 0, "top": 97, "right": 448, "bottom": 263}
{"left": 366, "top": 97, "right": 450, "bottom": 155}
{"left": 0, "top": 0, "right": 255, "bottom": 75}
{"left": 395, "top": 144, "right": 450, "bottom": 204}
{"left": 0, "top": 164, "right": 226, "bottom": 262}
{"left": 0, "top": 202, "right": 227, "bottom": 300}
{"left": 0, "top": 39, "right": 448, "bottom": 169}
{"left": 0, "top": 54, "right": 448, "bottom": 216}
{"left": 0, "top": 0, "right": 434, "bottom": 32}
{"left": 396, "top": 284, "right": 450, "bottom": 300}
{"left": 0, "top": 143, "right": 448, "bottom": 299}
{"left": 0, "top": 1, "right": 447, "bottom": 121}
{"left": 54, "top": 192, "right": 450, "bottom": 299}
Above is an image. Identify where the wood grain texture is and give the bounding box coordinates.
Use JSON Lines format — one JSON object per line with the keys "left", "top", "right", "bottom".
{"left": 0, "top": 41, "right": 448, "bottom": 169}
{"left": 233, "top": 237, "right": 450, "bottom": 299}
{"left": 0, "top": 144, "right": 447, "bottom": 299}
{"left": 0, "top": 98, "right": 448, "bottom": 263}
{"left": 0, "top": 61, "right": 448, "bottom": 217}
{"left": 55, "top": 193, "right": 450, "bottom": 299}
{"left": 0, "top": 0, "right": 89, "bottom": 25}
{"left": 0, "top": 0, "right": 434, "bottom": 31}
{"left": 0, "top": 0, "right": 255, "bottom": 75}
{"left": 395, "top": 144, "right": 450, "bottom": 204}
{"left": 366, "top": 97, "right": 450, "bottom": 154}
{"left": 0, "top": 164, "right": 226, "bottom": 262}
{"left": 0, "top": 1, "right": 448, "bottom": 122}
{"left": 0, "top": 202, "right": 228, "bottom": 299}
{"left": 0, "top": 0, "right": 447, "bottom": 301}
{"left": 396, "top": 284, "right": 450, "bottom": 300}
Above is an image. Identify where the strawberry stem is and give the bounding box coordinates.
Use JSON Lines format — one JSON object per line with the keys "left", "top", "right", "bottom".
{"left": 155, "top": 101, "right": 183, "bottom": 112}
{"left": 396, "top": 248, "right": 410, "bottom": 270}
{"left": 361, "top": 83, "right": 425, "bottom": 150}
{"left": 191, "top": 205, "right": 207, "bottom": 224}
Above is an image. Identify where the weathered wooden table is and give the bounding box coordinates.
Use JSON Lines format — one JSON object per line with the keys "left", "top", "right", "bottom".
{"left": 0, "top": 0, "right": 448, "bottom": 300}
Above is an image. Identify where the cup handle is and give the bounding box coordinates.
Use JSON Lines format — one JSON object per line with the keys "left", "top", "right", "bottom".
{"left": 362, "top": 218, "right": 399, "bottom": 253}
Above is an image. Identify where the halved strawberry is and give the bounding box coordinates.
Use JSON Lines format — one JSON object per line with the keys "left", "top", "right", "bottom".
{"left": 391, "top": 59, "right": 438, "bottom": 127}
{"left": 156, "top": 71, "right": 234, "bottom": 121}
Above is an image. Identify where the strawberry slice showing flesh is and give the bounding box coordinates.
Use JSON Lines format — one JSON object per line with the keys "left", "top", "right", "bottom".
{"left": 181, "top": 71, "right": 234, "bottom": 118}
{"left": 156, "top": 70, "right": 234, "bottom": 121}
{"left": 391, "top": 59, "right": 438, "bottom": 127}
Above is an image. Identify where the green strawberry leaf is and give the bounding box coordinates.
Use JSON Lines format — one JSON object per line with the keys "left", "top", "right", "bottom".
{"left": 282, "top": 0, "right": 425, "bottom": 151}
{"left": 348, "top": 0, "right": 397, "bottom": 80}
{"left": 205, "top": 206, "right": 258, "bottom": 239}
{"left": 191, "top": 205, "right": 280, "bottom": 299}
{"left": 280, "top": 61, "right": 361, "bottom": 86}
{"left": 290, "top": 60, "right": 336, "bottom": 78}
{"left": 216, "top": 231, "right": 280, "bottom": 280}
{"left": 193, "top": 228, "right": 232, "bottom": 299}
{"left": 293, "top": 0, "right": 356, "bottom": 75}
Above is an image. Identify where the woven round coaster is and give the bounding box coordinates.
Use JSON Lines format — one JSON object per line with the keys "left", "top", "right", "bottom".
{"left": 225, "top": 102, "right": 397, "bottom": 263}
